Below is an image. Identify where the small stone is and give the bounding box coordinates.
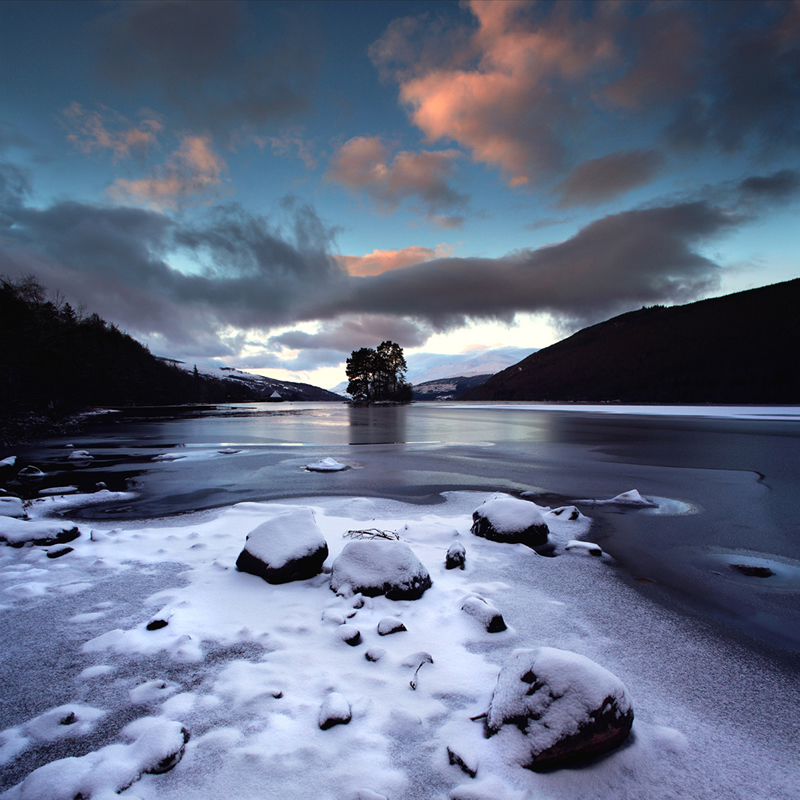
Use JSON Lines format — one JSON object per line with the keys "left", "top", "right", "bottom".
{"left": 377, "top": 617, "right": 406, "bottom": 636}
{"left": 446, "top": 541, "right": 466, "bottom": 570}
{"left": 365, "top": 647, "right": 386, "bottom": 662}
{"left": 338, "top": 624, "right": 362, "bottom": 646}
{"left": 146, "top": 619, "right": 169, "bottom": 631}
{"left": 319, "top": 692, "right": 351, "bottom": 730}
{"left": 461, "top": 595, "right": 506, "bottom": 632}
{"left": 731, "top": 563, "right": 775, "bottom": 578}
{"left": 447, "top": 746, "right": 478, "bottom": 778}
{"left": 47, "top": 546, "right": 74, "bottom": 559}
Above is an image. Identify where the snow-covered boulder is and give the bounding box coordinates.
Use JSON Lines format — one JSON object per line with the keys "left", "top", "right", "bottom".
{"left": 236, "top": 507, "right": 329, "bottom": 584}
{"left": 16, "top": 465, "right": 44, "bottom": 484}
{"left": 471, "top": 496, "right": 549, "bottom": 548}
{"left": 330, "top": 539, "right": 432, "bottom": 600}
{"left": 485, "top": 647, "right": 633, "bottom": 771}
{"left": 0, "top": 516, "right": 80, "bottom": 547}
{"left": 0, "top": 495, "right": 26, "bottom": 518}
{"left": 305, "top": 457, "right": 349, "bottom": 472}
{"left": 446, "top": 541, "right": 466, "bottom": 570}
{"left": 3, "top": 717, "right": 189, "bottom": 799}
{"left": 462, "top": 595, "right": 506, "bottom": 633}
{"left": 319, "top": 692, "right": 351, "bottom": 729}
{"left": 608, "top": 489, "right": 656, "bottom": 507}
{"left": 377, "top": 616, "right": 406, "bottom": 636}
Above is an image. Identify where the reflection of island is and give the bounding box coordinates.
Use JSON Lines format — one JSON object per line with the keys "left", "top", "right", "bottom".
{"left": 347, "top": 403, "right": 408, "bottom": 445}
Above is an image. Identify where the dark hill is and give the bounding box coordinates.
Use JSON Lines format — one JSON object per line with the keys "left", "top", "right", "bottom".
{"left": 460, "top": 278, "right": 800, "bottom": 404}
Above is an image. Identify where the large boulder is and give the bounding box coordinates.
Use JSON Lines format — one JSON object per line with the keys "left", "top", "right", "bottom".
{"left": 471, "top": 496, "right": 549, "bottom": 548}
{"left": 330, "top": 539, "right": 432, "bottom": 600}
{"left": 236, "top": 507, "right": 328, "bottom": 584}
{"left": 485, "top": 647, "right": 633, "bottom": 771}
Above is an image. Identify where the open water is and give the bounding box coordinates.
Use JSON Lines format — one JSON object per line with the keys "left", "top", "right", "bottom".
{"left": 8, "top": 401, "right": 800, "bottom": 657}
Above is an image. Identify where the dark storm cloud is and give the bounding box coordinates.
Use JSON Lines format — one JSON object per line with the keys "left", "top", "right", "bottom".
{"left": 0, "top": 185, "right": 345, "bottom": 350}
{"left": 0, "top": 159, "right": 792, "bottom": 358}
{"left": 269, "top": 316, "right": 430, "bottom": 352}
{"left": 313, "top": 201, "right": 741, "bottom": 329}
{"left": 665, "top": 3, "right": 800, "bottom": 154}
{"left": 555, "top": 150, "right": 665, "bottom": 208}
{"left": 94, "top": 1, "right": 321, "bottom": 138}
{"left": 739, "top": 169, "right": 800, "bottom": 202}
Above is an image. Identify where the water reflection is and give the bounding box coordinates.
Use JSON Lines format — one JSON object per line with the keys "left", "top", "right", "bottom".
{"left": 348, "top": 404, "right": 408, "bottom": 445}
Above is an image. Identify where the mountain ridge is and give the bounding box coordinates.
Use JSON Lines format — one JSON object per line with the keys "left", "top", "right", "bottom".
{"left": 460, "top": 278, "right": 800, "bottom": 404}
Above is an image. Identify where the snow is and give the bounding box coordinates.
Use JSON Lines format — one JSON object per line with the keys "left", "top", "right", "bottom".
{"left": 329, "top": 538, "right": 432, "bottom": 599}
{"left": 485, "top": 647, "right": 632, "bottom": 752}
{"left": 0, "top": 487, "right": 798, "bottom": 799}
{"left": 238, "top": 506, "right": 327, "bottom": 571}
{"left": 305, "top": 457, "right": 349, "bottom": 472}
{"left": 472, "top": 495, "right": 548, "bottom": 537}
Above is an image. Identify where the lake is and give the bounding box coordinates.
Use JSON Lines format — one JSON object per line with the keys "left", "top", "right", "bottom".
{"left": 9, "top": 401, "right": 800, "bottom": 656}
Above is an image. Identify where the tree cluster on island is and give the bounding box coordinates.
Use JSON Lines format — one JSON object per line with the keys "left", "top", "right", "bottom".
{"left": 345, "top": 341, "right": 413, "bottom": 404}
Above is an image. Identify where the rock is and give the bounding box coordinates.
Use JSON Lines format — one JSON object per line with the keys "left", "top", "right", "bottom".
{"left": 608, "top": 489, "right": 656, "bottom": 507}
{"left": 319, "top": 692, "right": 351, "bottom": 729}
{"left": 365, "top": 647, "right": 386, "bottom": 662}
{"left": 0, "top": 517, "right": 81, "bottom": 547}
{"left": 236, "top": 507, "right": 328, "bottom": 584}
{"left": 485, "top": 647, "right": 633, "bottom": 771}
{"left": 146, "top": 618, "right": 169, "bottom": 631}
{"left": 0, "top": 495, "right": 26, "bottom": 518}
{"left": 446, "top": 541, "right": 466, "bottom": 570}
{"left": 471, "top": 496, "right": 549, "bottom": 548}
{"left": 330, "top": 539, "right": 432, "bottom": 600}
{"left": 564, "top": 540, "right": 602, "bottom": 557}
{"left": 305, "top": 457, "right": 349, "bottom": 472}
{"left": 461, "top": 595, "right": 506, "bottom": 633}
{"left": 377, "top": 616, "right": 407, "bottom": 636}
{"left": 46, "top": 546, "right": 74, "bottom": 559}
{"left": 731, "top": 563, "right": 775, "bottom": 578}
{"left": 447, "top": 745, "right": 478, "bottom": 778}
{"left": 17, "top": 465, "right": 44, "bottom": 485}
{"left": 338, "top": 624, "right": 362, "bottom": 646}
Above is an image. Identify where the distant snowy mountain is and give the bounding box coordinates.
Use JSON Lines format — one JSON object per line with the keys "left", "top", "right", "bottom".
{"left": 188, "top": 366, "right": 342, "bottom": 402}
{"left": 405, "top": 347, "right": 537, "bottom": 385}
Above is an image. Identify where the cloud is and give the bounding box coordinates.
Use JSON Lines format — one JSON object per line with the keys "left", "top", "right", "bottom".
{"left": 335, "top": 244, "right": 453, "bottom": 277}
{"left": 326, "top": 136, "right": 467, "bottom": 225}
{"left": 0, "top": 162, "right": 790, "bottom": 366}
{"left": 311, "top": 200, "right": 742, "bottom": 329}
{"left": 108, "top": 135, "right": 226, "bottom": 210}
{"left": 554, "top": 150, "right": 665, "bottom": 207}
{"left": 372, "top": 1, "right": 800, "bottom": 187}
{"left": 94, "top": 0, "right": 321, "bottom": 139}
{"left": 62, "top": 103, "right": 162, "bottom": 161}
{"left": 739, "top": 168, "right": 800, "bottom": 202}
{"left": 269, "top": 315, "right": 430, "bottom": 353}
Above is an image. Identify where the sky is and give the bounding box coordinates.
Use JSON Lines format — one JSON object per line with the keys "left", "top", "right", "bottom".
{"left": 1, "top": 0, "right": 799, "bottom": 390}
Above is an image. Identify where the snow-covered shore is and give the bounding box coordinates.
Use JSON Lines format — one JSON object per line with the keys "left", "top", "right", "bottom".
{"left": 1, "top": 488, "right": 799, "bottom": 799}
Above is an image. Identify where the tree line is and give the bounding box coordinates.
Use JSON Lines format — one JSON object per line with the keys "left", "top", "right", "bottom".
{"left": 0, "top": 275, "right": 256, "bottom": 441}
{"left": 345, "top": 341, "right": 412, "bottom": 403}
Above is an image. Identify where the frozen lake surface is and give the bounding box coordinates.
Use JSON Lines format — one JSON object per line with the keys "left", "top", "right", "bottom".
{"left": 11, "top": 401, "right": 800, "bottom": 653}
{"left": 2, "top": 402, "right": 800, "bottom": 799}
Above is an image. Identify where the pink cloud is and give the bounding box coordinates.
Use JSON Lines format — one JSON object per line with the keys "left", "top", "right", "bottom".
{"left": 326, "top": 135, "right": 466, "bottom": 225}
{"left": 109, "top": 135, "right": 226, "bottom": 210}
{"left": 377, "top": 0, "right": 618, "bottom": 186}
{"left": 62, "top": 103, "right": 162, "bottom": 160}
{"left": 335, "top": 244, "right": 453, "bottom": 277}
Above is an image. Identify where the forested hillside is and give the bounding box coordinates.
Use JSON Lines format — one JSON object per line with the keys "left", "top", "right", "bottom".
{"left": 0, "top": 276, "right": 253, "bottom": 437}
{"left": 461, "top": 278, "right": 800, "bottom": 403}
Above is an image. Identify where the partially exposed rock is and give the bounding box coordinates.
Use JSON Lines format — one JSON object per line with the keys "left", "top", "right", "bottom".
{"left": 330, "top": 539, "right": 432, "bottom": 600}
{"left": 236, "top": 507, "right": 328, "bottom": 584}
{"left": 446, "top": 541, "right": 466, "bottom": 570}
{"left": 486, "top": 647, "right": 633, "bottom": 771}
{"left": 319, "top": 692, "right": 351, "bottom": 729}
{"left": 461, "top": 595, "right": 506, "bottom": 633}
{"left": 377, "top": 617, "right": 407, "bottom": 636}
{"left": 471, "top": 496, "right": 549, "bottom": 548}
